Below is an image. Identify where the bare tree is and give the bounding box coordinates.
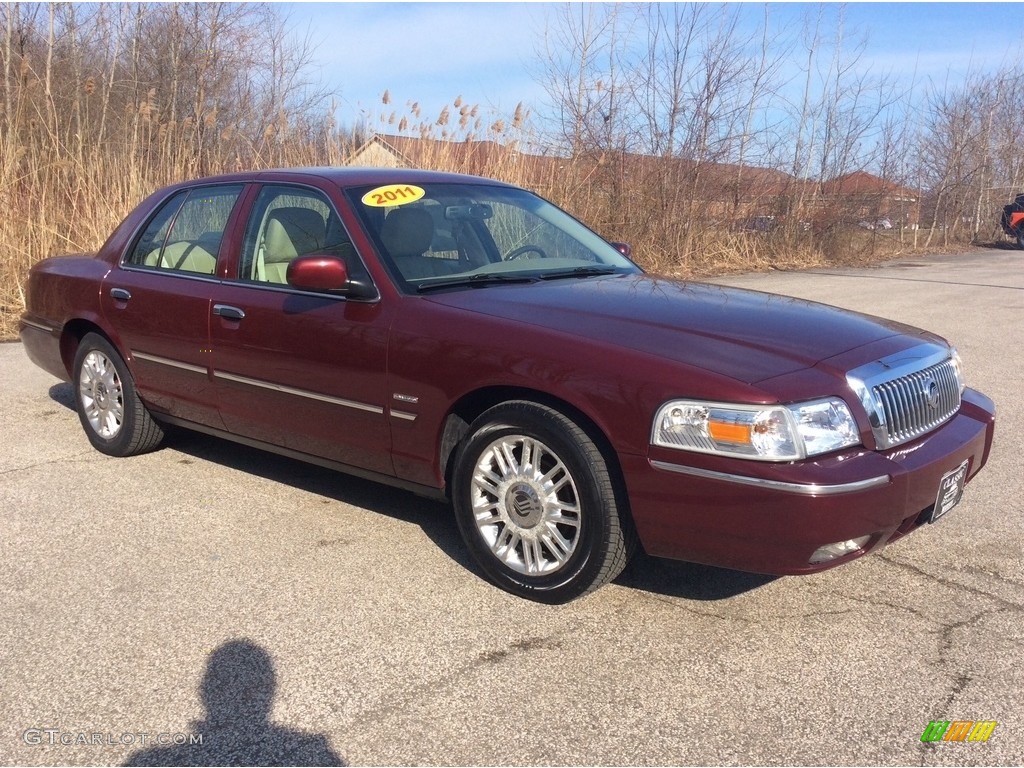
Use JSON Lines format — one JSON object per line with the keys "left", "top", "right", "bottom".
{"left": 0, "top": 1, "right": 349, "bottom": 336}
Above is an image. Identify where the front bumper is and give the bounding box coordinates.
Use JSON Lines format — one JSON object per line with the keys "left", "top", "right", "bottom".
{"left": 623, "top": 388, "right": 996, "bottom": 575}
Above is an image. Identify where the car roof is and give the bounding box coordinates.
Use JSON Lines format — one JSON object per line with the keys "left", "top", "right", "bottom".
{"left": 161, "top": 166, "right": 518, "bottom": 191}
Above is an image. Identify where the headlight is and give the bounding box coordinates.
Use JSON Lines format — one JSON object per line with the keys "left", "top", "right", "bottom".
{"left": 950, "top": 347, "right": 966, "bottom": 393}
{"left": 652, "top": 397, "right": 860, "bottom": 461}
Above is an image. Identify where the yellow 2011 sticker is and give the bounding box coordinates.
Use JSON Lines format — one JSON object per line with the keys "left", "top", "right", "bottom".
{"left": 361, "top": 184, "right": 426, "bottom": 207}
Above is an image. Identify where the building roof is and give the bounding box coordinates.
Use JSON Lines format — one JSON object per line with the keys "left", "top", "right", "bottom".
{"left": 348, "top": 134, "right": 519, "bottom": 170}
{"left": 821, "top": 171, "right": 918, "bottom": 201}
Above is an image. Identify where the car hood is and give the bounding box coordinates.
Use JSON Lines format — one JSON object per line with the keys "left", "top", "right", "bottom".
{"left": 423, "top": 274, "right": 929, "bottom": 384}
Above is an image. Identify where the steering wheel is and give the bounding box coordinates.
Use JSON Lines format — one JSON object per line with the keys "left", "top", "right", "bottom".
{"left": 504, "top": 245, "right": 549, "bottom": 261}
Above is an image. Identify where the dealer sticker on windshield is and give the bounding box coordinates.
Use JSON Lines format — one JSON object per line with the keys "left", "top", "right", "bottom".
{"left": 930, "top": 459, "right": 969, "bottom": 523}
{"left": 361, "top": 184, "right": 425, "bottom": 207}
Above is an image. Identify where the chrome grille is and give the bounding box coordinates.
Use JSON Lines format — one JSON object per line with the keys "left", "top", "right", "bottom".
{"left": 871, "top": 359, "right": 961, "bottom": 447}
{"left": 846, "top": 344, "right": 963, "bottom": 450}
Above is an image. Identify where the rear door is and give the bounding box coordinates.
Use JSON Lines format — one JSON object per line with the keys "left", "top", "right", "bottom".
{"left": 207, "top": 183, "right": 394, "bottom": 475}
{"left": 101, "top": 184, "right": 246, "bottom": 427}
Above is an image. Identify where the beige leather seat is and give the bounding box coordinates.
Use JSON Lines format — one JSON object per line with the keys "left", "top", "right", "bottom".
{"left": 263, "top": 208, "right": 327, "bottom": 283}
{"left": 380, "top": 207, "right": 460, "bottom": 279}
{"left": 143, "top": 241, "right": 217, "bottom": 274}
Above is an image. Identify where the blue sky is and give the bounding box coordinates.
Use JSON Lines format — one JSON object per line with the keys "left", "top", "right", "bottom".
{"left": 286, "top": 2, "right": 546, "bottom": 122}
{"left": 284, "top": 2, "right": 1024, "bottom": 133}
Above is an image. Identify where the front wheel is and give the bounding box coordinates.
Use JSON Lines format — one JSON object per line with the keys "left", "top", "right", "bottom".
{"left": 1016, "top": 227, "right": 1024, "bottom": 250}
{"left": 451, "top": 401, "right": 631, "bottom": 602}
{"left": 73, "top": 333, "right": 164, "bottom": 456}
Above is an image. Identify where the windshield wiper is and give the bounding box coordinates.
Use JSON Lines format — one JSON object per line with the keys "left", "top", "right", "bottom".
{"left": 536, "top": 266, "right": 621, "bottom": 280}
{"left": 416, "top": 273, "right": 539, "bottom": 292}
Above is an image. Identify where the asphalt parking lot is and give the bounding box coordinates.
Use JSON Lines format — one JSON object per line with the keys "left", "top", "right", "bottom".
{"left": 1, "top": 248, "right": 1021, "bottom": 766}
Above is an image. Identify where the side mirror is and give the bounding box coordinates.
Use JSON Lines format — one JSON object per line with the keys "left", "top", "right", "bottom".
{"left": 610, "top": 241, "right": 632, "bottom": 258}
{"left": 286, "top": 255, "right": 376, "bottom": 299}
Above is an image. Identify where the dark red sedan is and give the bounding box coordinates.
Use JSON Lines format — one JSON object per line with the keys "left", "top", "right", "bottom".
{"left": 19, "top": 168, "right": 996, "bottom": 602}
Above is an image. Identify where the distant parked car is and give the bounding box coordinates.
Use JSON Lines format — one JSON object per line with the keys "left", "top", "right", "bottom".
{"left": 858, "top": 218, "right": 893, "bottom": 231}
{"left": 741, "top": 215, "right": 777, "bottom": 233}
{"left": 19, "top": 168, "right": 996, "bottom": 602}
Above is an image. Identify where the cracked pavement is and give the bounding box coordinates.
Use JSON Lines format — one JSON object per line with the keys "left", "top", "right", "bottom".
{"left": 1, "top": 249, "right": 1021, "bottom": 765}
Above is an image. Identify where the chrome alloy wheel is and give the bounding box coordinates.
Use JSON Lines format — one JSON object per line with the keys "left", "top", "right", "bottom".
{"left": 470, "top": 434, "right": 582, "bottom": 575}
{"left": 78, "top": 350, "right": 124, "bottom": 439}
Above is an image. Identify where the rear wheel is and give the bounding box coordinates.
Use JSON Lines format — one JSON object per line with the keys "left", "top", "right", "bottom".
{"left": 1016, "top": 227, "right": 1024, "bottom": 250}
{"left": 452, "top": 401, "right": 630, "bottom": 602}
{"left": 73, "top": 333, "right": 164, "bottom": 456}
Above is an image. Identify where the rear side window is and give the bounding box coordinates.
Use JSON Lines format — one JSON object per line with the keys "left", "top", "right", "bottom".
{"left": 126, "top": 191, "right": 187, "bottom": 267}
{"left": 125, "top": 185, "right": 243, "bottom": 274}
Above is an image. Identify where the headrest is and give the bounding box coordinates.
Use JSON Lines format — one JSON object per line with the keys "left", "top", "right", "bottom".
{"left": 379, "top": 207, "right": 434, "bottom": 258}
{"left": 265, "top": 207, "right": 326, "bottom": 263}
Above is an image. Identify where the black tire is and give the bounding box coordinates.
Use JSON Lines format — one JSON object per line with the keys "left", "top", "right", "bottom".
{"left": 451, "top": 401, "right": 630, "bottom": 603}
{"left": 1016, "top": 228, "right": 1024, "bottom": 250}
{"left": 72, "top": 332, "right": 164, "bottom": 457}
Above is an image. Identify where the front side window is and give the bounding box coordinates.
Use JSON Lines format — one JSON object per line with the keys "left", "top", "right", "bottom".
{"left": 239, "top": 185, "right": 363, "bottom": 287}
{"left": 345, "top": 182, "right": 639, "bottom": 290}
{"left": 125, "top": 185, "right": 243, "bottom": 274}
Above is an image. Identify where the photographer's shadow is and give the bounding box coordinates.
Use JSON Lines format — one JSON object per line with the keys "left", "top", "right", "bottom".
{"left": 124, "top": 640, "right": 343, "bottom": 767}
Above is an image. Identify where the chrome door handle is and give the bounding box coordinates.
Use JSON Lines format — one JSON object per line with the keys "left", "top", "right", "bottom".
{"left": 110, "top": 288, "right": 131, "bottom": 301}
{"left": 212, "top": 304, "right": 245, "bottom": 321}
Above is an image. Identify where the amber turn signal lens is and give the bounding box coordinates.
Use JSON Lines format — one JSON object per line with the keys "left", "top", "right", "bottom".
{"left": 707, "top": 420, "right": 751, "bottom": 445}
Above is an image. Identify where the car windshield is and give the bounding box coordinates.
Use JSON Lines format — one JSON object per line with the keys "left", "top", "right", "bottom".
{"left": 345, "top": 182, "right": 640, "bottom": 290}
